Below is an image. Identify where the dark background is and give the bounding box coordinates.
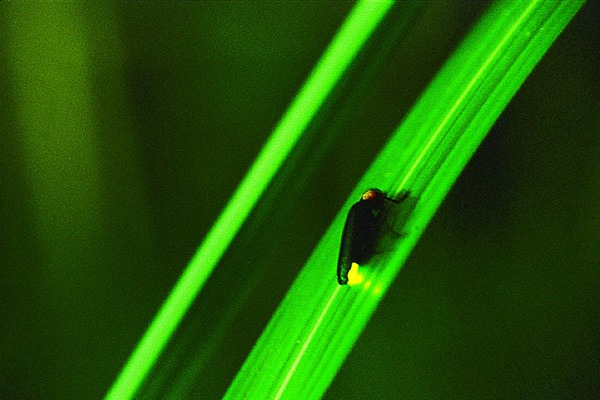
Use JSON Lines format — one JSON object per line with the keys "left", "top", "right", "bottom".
{"left": 1, "top": 2, "right": 598, "bottom": 399}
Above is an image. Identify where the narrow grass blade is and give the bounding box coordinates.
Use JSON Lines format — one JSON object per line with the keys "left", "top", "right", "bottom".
{"left": 104, "top": 2, "right": 393, "bottom": 399}
{"left": 223, "top": 1, "right": 585, "bottom": 399}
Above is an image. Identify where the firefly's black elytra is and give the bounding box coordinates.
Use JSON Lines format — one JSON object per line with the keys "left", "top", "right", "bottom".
{"left": 337, "top": 188, "right": 405, "bottom": 285}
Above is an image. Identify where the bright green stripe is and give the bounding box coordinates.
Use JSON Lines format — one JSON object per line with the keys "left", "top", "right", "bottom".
{"left": 398, "top": 0, "right": 540, "bottom": 191}
{"left": 104, "top": 2, "right": 392, "bottom": 399}
{"left": 223, "top": 1, "right": 584, "bottom": 399}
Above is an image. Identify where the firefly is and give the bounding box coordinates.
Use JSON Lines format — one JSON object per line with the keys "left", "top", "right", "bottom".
{"left": 337, "top": 188, "right": 408, "bottom": 285}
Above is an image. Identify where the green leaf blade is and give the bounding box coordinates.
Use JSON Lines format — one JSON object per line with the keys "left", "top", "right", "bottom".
{"left": 103, "top": 1, "right": 393, "bottom": 399}
{"left": 224, "top": 1, "right": 585, "bottom": 399}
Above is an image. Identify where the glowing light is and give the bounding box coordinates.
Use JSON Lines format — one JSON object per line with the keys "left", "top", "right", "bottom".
{"left": 347, "top": 262, "right": 365, "bottom": 286}
{"left": 372, "top": 284, "right": 383, "bottom": 297}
